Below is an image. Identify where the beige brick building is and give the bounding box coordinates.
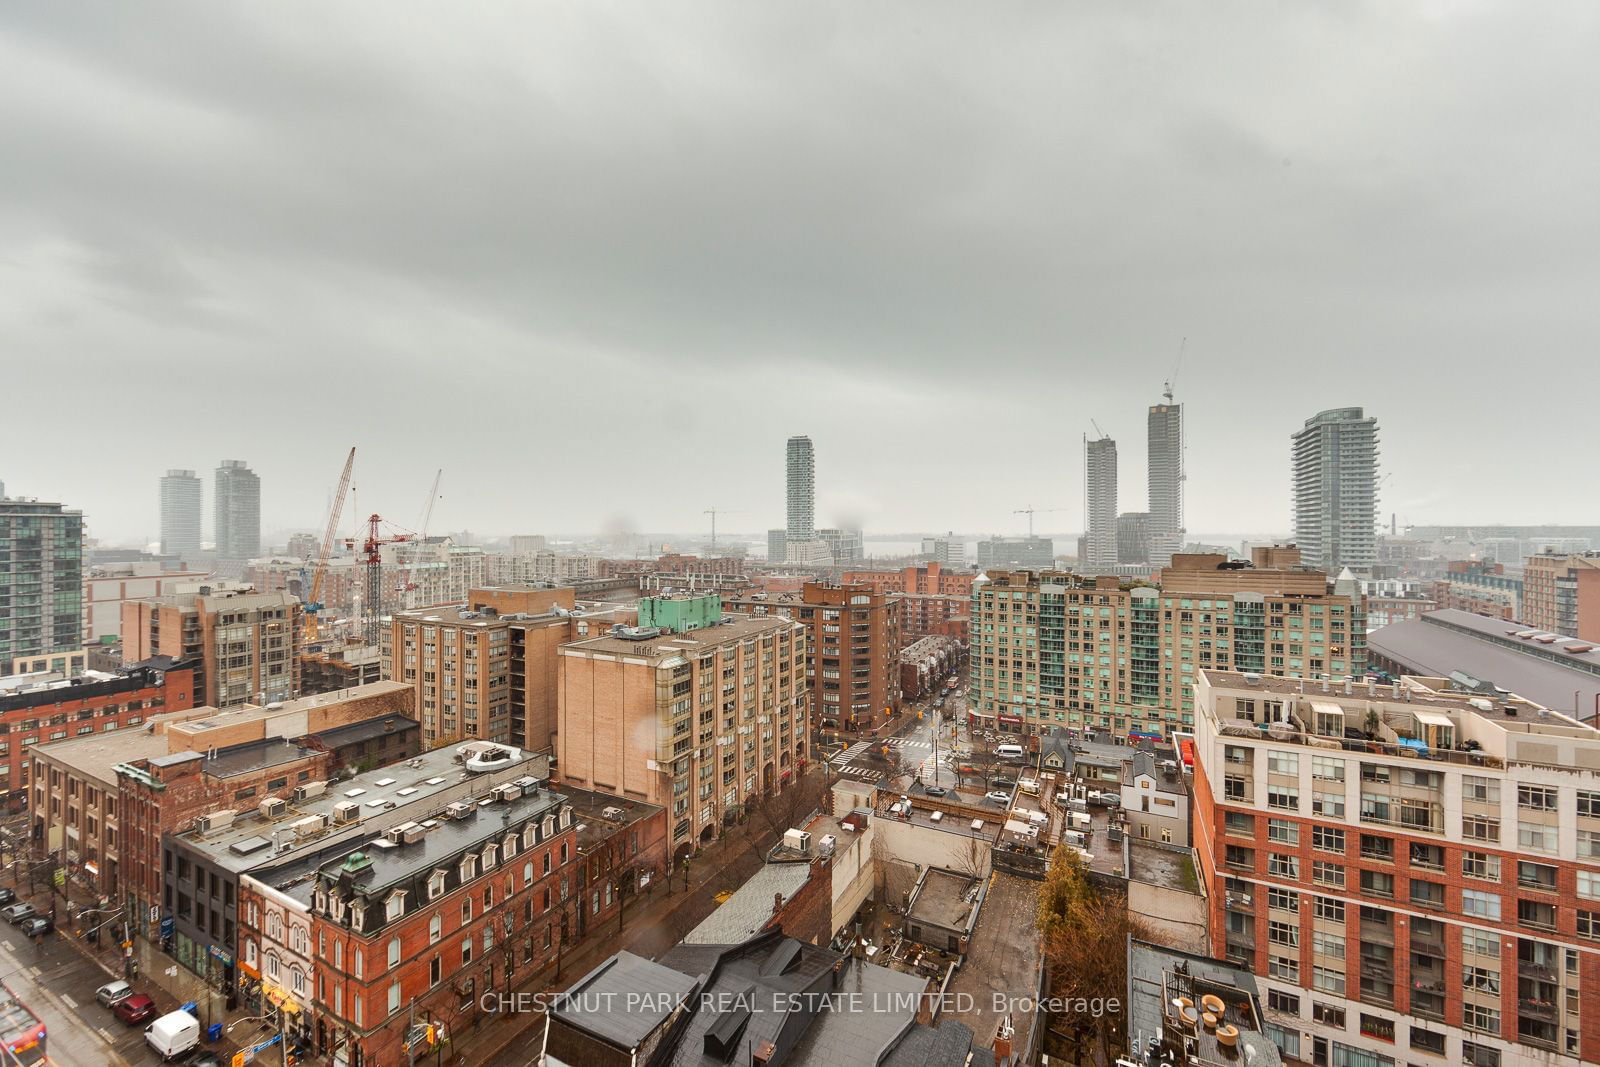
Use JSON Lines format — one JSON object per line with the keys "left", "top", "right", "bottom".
{"left": 557, "top": 608, "right": 807, "bottom": 857}
{"left": 121, "top": 589, "right": 301, "bottom": 708}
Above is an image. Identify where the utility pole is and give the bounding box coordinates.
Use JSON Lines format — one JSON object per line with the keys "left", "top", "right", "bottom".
{"left": 407, "top": 997, "right": 416, "bottom": 1067}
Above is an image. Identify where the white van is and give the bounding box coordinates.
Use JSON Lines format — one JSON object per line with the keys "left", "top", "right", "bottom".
{"left": 996, "top": 743, "right": 1025, "bottom": 761}
{"left": 145, "top": 1010, "right": 200, "bottom": 1061}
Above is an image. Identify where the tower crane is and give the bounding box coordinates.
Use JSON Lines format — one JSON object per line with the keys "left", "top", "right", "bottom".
{"left": 703, "top": 507, "right": 742, "bottom": 551}
{"left": 348, "top": 515, "right": 413, "bottom": 646}
{"left": 1090, "top": 419, "right": 1110, "bottom": 441}
{"left": 305, "top": 447, "right": 356, "bottom": 646}
{"left": 1013, "top": 505, "right": 1066, "bottom": 537}
{"left": 418, "top": 469, "right": 443, "bottom": 538}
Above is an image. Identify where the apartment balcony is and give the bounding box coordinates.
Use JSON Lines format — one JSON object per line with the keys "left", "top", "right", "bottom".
{"left": 1358, "top": 921, "right": 1394, "bottom": 946}
{"left": 1517, "top": 999, "right": 1558, "bottom": 1022}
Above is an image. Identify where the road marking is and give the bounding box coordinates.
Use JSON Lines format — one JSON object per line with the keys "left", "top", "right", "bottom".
{"left": 61, "top": 993, "right": 77, "bottom": 1008}
{"left": 29, "top": 966, "right": 40, "bottom": 976}
{"left": 98, "top": 1026, "right": 115, "bottom": 1043}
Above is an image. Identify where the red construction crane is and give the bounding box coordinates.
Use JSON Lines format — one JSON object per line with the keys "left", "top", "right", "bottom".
{"left": 347, "top": 514, "right": 412, "bottom": 646}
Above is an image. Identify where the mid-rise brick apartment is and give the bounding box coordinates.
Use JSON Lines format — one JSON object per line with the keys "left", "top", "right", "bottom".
{"left": 1522, "top": 552, "right": 1600, "bottom": 642}
{"left": 798, "top": 582, "right": 901, "bottom": 732}
{"left": 968, "top": 547, "right": 1364, "bottom": 738}
{"left": 557, "top": 598, "right": 807, "bottom": 857}
{"left": 844, "top": 562, "right": 974, "bottom": 645}
{"left": 1433, "top": 561, "right": 1524, "bottom": 622}
{"left": 122, "top": 588, "right": 301, "bottom": 708}
{"left": 30, "top": 681, "right": 417, "bottom": 941}
{"left": 385, "top": 586, "right": 621, "bottom": 750}
{"left": 0, "top": 657, "right": 196, "bottom": 807}
{"left": 1192, "top": 669, "right": 1600, "bottom": 1066}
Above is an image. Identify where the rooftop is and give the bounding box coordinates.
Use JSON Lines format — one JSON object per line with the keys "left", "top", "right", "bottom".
{"left": 562, "top": 785, "right": 663, "bottom": 855}
{"left": 202, "top": 737, "right": 317, "bottom": 778}
{"left": 1127, "top": 939, "right": 1280, "bottom": 1067}
{"left": 311, "top": 715, "right": 420, "bottom": 751}
{"left": 941, "top": 871, "right": 1041, "bottom": 1051}
{"left": 35, "top": 730, "right": 170, "bottom": 785}
{"left": 905, "top": 868, "right": 980, "bottom": 932}
{"left": 548, "top": 950, "right": 699, "bottom": 1052}
{"left": 171, "top": 742, "right": 546, "bottom": 873}
{"left": 561, "top": 613, "right": 799, "bottom": 659}
{"left": 1370, "top": 608, "right": 1600, "bottom": 721}
{"left": 682, "top": 862, "right": 812, "bottom": 944}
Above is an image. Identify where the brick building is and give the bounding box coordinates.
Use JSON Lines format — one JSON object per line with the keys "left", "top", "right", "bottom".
{"left": 557, "top": 602, "right": 807, "bottom": 858}
{"left": 968, "top": 547, "right": 1364, "bottom": 738}
{"left": 83, "top": 564, "right": 211, "bottom": 646}
{"left": 121, "top": 589, "right": 301, "bottom": 709}
{"left": 1522, "top": 552, "right": 1600, "bottom": 642}
{"left": 1433, "top": 561, "right": 1524, "bottom": 622}
{"left": 0, "top": 657, "right": 195, "bottom": 808}
{"left": 798, "top": 583, "right": 901, "bottom": 733}
{"left": 899, "top": 635, "right": 960, "bottom": 700}
{"left": 1193, "top": 669, "right": 1600, "bottom": 1066}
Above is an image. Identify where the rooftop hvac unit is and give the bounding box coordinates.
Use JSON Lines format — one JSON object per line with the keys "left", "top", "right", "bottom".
{"left": 332, "top": 802, "right": 360, "bottom": 824}
{"left": 601, "top": 806, "right": 625, "bottom": 820}
{"left": 293, "top": 814, "right": 328, "bottom": 840}
{"left": 782, "top": 829, "right": 811, "bottom": 853}
{"left": 385, "top": 822, "right": 419, "bottom": 844}
{"left": 258, "top": 797, "right": 288, "bottom": 819}
{"left": 818, "top": 834, "right": 837, "bottom": 856}
{"left": 294, "top": 781, "right": 328, "bottom": 801}
{"left": 403, "top": 823, "right": 427, "bottom": 844}
{"left": 512, "top": 776, "right": 540, "bottom": 795}
{"left": 494, "top": 784, "right": 521, "bottom": 803}
{"left": 446, "top": 802, "right": 473, "bottom": 820}
{"left": 198, "top": 810, "right": 236, "bottom": 833}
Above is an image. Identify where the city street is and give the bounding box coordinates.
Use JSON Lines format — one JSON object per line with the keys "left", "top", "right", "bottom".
{"left": 826, "top": 678, "right": 967, "bottom": 790}
{"left": 0, "top": 910, "right": 148, "bottom": 1066}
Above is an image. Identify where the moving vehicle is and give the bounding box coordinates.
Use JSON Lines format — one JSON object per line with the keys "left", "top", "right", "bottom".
{"left": 0, "top": 981, "right": 47, "bottom": 1066}
{"left": 0, "top": 888, "right": 15, "bottom": 906}
{"left": 114, "top": 994, "right": 158, "bottom": 1025}
{"left": 995, "top": 743, "right": 1025, "bottom": 761}
{"left": 0, "top": 904, "right": 35, "bottom": 924}
{"left": 95, "top": 981, "right": 134, "bottom": 1007}
{"left": 17, "top": 918, "right": 51, "bottom": 938}
{"left": 145, "top": 1009, "right": 200, "bottom": 1060}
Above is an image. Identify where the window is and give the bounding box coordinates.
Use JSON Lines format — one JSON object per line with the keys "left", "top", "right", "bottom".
{"left": 1577, "top": 910, "right": 1600, "bottom": 940}
{"left": 1225, "top": 812, "right": 1254, "bottom": 837}
{"left": 1462, "top": 775, "right": 1498, "bottom": 803}
{"left": 1313, "top": 1001, "right": 1346, "bottom": 1027}
{"left": 1408, "top": 842, "right": 1444, "bottom": 871}
{"left": 1461, "top": 927, "right": 1499, "bottom": 956}
{"left": 1462, "top": 1002, "right": 1499, "bottom": 1035}
{"left": 522, "top": 861, "right": 534, "bottom": 888}
{"left": 1461, "top": 889, "right": 1501, "bottom": 921}
{"left": 1409, "top": 879, "right": 1444, "bottom": 909}
{"left": 1313, "top": 791, "right": 1346, "bottom": 818}
{"left": 459, "top": 856, "right": 476, "bottom": 882}
{"left": 385, "top": 890, "right": 406, "bottom": 923}
{"left": 1462, "top": 814, "right": 1500, "bottom": 843}
{"left": 1268, "top": 751, "right": 1298, "bottom": 775}
{"left": 430, "top": 956, "right": 442, "bottom": 985}
{"left": 1267, "top": 785, "right": 1299, "bottom": 811}
{"left": 1268, "top": 954, "right": 1298, "bottom": 982}
{"left": 462, "top": 939, "right": 472, "bottom": 966}
{"left": 461, "top": 900, "right": 472, "bottom": 925}
{"left": 1264, "top": 1024, "right": 1300, "bottom": 1060}
{"left": 1267, "top": 989, "right": 1300, "bottom": 1015}
{"left": 1462, "top": 1042, "right": 1501, "bottom": 1067}
{"left": 1267, "top": 887, "right": 1298, "bottom": 912}
{"left": 428, "top": 870, "right": 446, "bottom": 900}
{"left": 1517, "top": 898, "right": 1556, "bottom": 930}
{"left": 1311, "top": 860, "right": 1345, "bottom": 887}
{"left": 429, "top": 914, "right": 441, "bottom": 944}
{"left": 1313, "top": 896, "right": 1345, "bottom": 923}
{"left": 353, "top": 948, "right": 363, "bottom": 978}
{"left": 1359, "top": 834, "right": 1393, "bottom": 861}
{"left": 1518, "top": 861, "right": 1557, "bottom": 891}
{"left": 387, "top": 937, "right": 400, "bottom": 967}
{"left": 1359, "top": 870, "right": 1393, "bottom": 898}
{"left": 1311, "top": 965, "right": 1345, "bottom": 995}
{"left": 1312, "top": 825, "right": 1344, "bottom": 853}
{"left": 1577, "top": 790, "right": 1600, "bottom": 818}
{"left": 1268, "top": 853, "right": 1299, "bottom": 879}
{"left": 1268, "top": 819, "right": 1299, "bottom": 845}
{"left": 1311, "top": 756, "right": 1344, "bottom": 781}
{"left": 388, "top": 981, "right": 401, "bottom": 1015}
{"left": 1579, "top": 870, "right": 1600, "bottom": 900}
{"left": 1462, "top": 851, "right": 1500, "bottom": 881}
{"left": 1517, "top": 784, "right": 1557, "bottom": 811}
{"left": 1518, "top": 822, "right": 1557, "bottom": 853}
{"left": 1359, "top": 1014, "right": 1394, "bottom": 1043}
{"left": 1312, "top": 931, "right": 1345, "bottom": 958}
{"left": 1410, "top": 1028, "right": 1445, "bottom": 1055}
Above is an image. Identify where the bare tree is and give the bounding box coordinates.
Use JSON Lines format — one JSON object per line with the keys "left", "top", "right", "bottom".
{"left": 950, "top": 831, "right": 990, "bottom": 882}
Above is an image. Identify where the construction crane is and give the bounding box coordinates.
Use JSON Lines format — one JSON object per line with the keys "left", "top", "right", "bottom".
{"left": 1164, "top": 336, "right": 1186, "bottom": 404}
{"left": 703, "top": 507, "right": 742, "bottom": 551}
{"left": 348, "top": 514, "right": 413, "bottom": 646}
{"left": 418, "top": 469, "right": 443, "bottom": 538}
{"left": 1013, "top": 505, "right": 1066, "bottom": 537}
{"left": 305, "top": 447, "right": 356, "bottom": 646}
{"left": 1090, "top": 419, "right": 1110, "bottom": 441}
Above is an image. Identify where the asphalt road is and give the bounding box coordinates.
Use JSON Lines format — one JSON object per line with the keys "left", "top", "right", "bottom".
{"left": 0, "top": 910, "right": 150, "bottom": 1066}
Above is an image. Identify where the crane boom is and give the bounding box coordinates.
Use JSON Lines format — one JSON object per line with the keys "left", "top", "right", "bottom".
{"left": 420, "top": 469, "right": 443, "bottom": 538}
{"left": 306, "top": 447, "right": 356, "bottom": 644}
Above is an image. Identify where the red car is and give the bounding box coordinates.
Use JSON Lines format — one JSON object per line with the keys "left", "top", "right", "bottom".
{"left": 114, "top": 993, "right": 158, "bottom": 1025}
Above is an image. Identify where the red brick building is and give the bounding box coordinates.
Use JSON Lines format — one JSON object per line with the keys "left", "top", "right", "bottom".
{"left": 1432, "top": 561, "right": 1523, "bottom": 621}
{"left": 843, "top": 563, "right": 972, "bottom": 647}
{"left": 0, "top": 657, "right": 196, "bottom": 808}
{"left": 799, "top": 583, "right": 901, "bottom": 733}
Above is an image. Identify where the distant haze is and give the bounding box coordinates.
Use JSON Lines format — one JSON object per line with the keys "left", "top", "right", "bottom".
{"left": 2, "top": 4, "right": 1595, "bottom": 544}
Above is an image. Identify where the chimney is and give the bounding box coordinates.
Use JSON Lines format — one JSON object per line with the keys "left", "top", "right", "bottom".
{"left": 773, "top": 892, "right": 785, "bottom": 916}
{"left": 753, "top": 1041, "right": 777, "bottom": 1067}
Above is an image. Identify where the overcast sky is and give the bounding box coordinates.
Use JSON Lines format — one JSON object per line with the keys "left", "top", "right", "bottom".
{"left": 3, "top": 3, "right": 1596, "bottom": 547}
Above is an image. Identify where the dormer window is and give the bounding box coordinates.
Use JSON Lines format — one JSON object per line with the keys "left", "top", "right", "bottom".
{"left": 459, "top": 855, "right": 476, "bottom": 883}
{"left": 332, "top": 897, "right": 346, "bottom": 924}
{"left": 314, "top": 889, "right": 326, "bottom": 913}
{"left": 521, "top": 825, "right": 536, "bottom": 850}
{"left": 502, "top": 833, "right": 518, "bottom": 859}
{"left": 428, "top": 869, "right": 447, "bottom": 900}
{"left": 385, "top": 889, "right": 406, "bottom": 923}
{"left": 482, "top": 845, "right": 497, "bottom": 871}
{"left": 560, "top": 806, "right": 572, "bottom": 829}
{"left": 542, "top": 815, "right": 554, "bottom": 839}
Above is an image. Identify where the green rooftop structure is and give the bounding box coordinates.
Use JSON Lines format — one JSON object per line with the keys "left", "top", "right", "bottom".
{"left": 637, "top": 593, "right": 722, "bottom": 633}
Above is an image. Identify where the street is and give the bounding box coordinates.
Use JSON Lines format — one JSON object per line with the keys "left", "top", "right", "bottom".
{"left": 825, "top": 678, "right": 967, "bottom": 790}
{"left": 0, "top": 911, "right": 148, "bottom": 1066}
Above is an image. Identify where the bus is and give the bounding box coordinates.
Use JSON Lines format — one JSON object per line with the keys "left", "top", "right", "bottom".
{"left": 0, "top": 981, "right": 47, "bottom": 1066}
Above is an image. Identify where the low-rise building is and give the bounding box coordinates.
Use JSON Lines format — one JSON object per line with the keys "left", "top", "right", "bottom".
{"left": 1120, "top": 750, "right": 1190, "bottom": 847}
{"left": 899, "top": 635, "right": 960, "bottom": 700}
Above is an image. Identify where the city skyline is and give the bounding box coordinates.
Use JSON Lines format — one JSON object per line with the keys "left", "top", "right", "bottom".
{"left": 4, "top": 6, "right": 1599, "bottom": 542}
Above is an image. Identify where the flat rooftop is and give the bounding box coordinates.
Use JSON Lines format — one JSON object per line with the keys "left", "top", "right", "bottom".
{"left": 36, "top": 730, "right": 170, "bottom": 785}
{"left": 907, "top": 869, "right": 979, "bottom": 931}
{"left": 1128, "top": 840, "right": 1199, "bottom": 893}
{"left": 1201, "top": 668, "right": 1553, "bottom": 722}
{"left": 563, "top": 785, "right": 663, "bottom": 854}
{"left": 202, "top": 737, "right": 316, "bottom": 778}
{"left": 561, "top": 613, "right": 797, "bottom": 658}
{"left": 941, "top": 871, "right": 1041, "bottom": 1051}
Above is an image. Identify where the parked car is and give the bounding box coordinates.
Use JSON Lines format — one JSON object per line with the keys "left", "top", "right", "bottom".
{"left": 0, "top": 903, "right": 36, "bottom": 924}
{"left": 923, "top": 786, "right": 947, "bottom": 798}
{"left": 114, "top": 993, "right": 159, "bottom": 1025}
{"left": 19, "top": 917, "right": 52, "bottom": 937}
{"left": 0, "top": 887, "right": 15, "bottom": 906}
{"left": 985, "top": 790, "right": 1011, "bottom": 804}
{"left": 96, "top": 980, "right": 135, "bottom": 1007}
